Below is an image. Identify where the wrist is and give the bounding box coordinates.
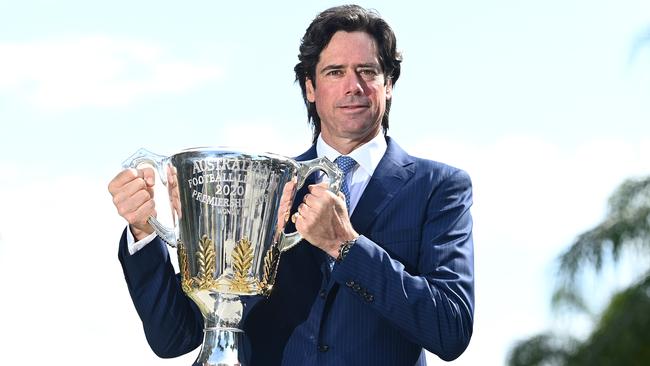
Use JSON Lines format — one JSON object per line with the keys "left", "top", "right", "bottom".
{"left": 336, "top": 236, "right": 359, "bottom": 262}
{"left": 130, "top": 224, "right": 154, "bottom": 241}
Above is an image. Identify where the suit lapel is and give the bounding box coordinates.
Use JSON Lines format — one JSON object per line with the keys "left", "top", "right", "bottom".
{"left": 351, "top": 137, "right": 415, "bottom": 234}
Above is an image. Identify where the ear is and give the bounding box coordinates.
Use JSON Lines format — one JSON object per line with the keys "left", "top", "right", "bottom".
{"left": 385, "top": 78, "right": 393, "bottom": 100}
{"left": 306, "top": 78, "right": 316, "bottom": 103}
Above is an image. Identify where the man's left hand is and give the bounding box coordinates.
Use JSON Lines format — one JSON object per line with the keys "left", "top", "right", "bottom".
{"left": 294, "top": 182, "right": 359, "bottom": 258}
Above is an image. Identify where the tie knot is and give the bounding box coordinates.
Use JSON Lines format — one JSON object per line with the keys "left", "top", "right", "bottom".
{"left": 335, "top": 156, "right": 357, "bottom": 175}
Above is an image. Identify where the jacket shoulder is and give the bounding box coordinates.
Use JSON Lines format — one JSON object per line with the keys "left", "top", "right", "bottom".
{"left": 403, "top": 151, "right": 472, "bottom": 191}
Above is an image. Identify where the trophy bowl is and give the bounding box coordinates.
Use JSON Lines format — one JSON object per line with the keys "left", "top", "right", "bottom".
{"left": 123, "top": 147, "right": 342, "bottom": 366}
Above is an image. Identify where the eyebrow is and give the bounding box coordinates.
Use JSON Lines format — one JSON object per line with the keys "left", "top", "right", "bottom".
{"left": 356, "top": 63, "right": 381, "bottom": 69}
{"left": 319, "top": 64, "right": 344, "bottom": 74}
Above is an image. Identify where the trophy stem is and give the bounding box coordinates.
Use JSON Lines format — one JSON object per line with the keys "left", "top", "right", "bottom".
{"left": 193, "top": 293, "right": 246, "bottom": 366}
{"left": 196, "top": 326, "right": 244, "bottom": 366}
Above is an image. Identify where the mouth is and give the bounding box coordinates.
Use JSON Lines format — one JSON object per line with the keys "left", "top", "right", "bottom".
{"left": 336, "top": 97, "right": 371, "bottom": 113}
{"left": 338, "top": 104, "right": 370, "bottom": 111}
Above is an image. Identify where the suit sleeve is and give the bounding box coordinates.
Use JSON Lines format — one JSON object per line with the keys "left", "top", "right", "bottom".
{"left": 118, "top": 228, "right": 204, "bottom": 358}
{"left": 331, "top": 169, "right": 474, "bottom": 361}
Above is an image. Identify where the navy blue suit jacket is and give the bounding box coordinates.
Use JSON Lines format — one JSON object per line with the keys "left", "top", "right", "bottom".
{"left": 118, "top": 137, "right": 474, "bottom": 365}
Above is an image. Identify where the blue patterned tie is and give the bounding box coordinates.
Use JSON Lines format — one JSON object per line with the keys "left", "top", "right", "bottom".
{"left": 334, "top": 155, "right": 357, "bottom": 212}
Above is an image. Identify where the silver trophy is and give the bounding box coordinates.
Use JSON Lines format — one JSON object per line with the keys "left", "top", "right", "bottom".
{"left": 122, "top": 147, "right": 342, "bottom": 366}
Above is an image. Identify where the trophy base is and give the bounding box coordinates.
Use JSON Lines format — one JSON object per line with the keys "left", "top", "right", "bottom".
{"left": 196, "top": 327, "right": 244, "bottom": 366}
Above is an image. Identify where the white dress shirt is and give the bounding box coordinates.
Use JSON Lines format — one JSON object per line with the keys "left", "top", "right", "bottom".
{"left": 315, "top": 133, "right": 386, "bottom": 215}
{"left": 126, "top": 133, "right": 388, "bottom": 255}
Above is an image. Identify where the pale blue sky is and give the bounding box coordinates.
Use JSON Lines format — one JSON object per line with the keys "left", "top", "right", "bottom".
{"left": 1, "top": 1, "right": 649, "bottom": 365}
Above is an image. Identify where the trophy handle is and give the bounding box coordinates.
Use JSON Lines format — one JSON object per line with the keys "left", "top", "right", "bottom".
{"left": 277, "top": 157, "right": 343, "bottom": 252}
{"left": 122, "top": 148, "right": 178, "bottom": 248}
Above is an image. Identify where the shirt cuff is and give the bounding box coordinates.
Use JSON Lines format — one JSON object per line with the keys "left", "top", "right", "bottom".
{"left": 125, "top": 226, "right": 158, "bottom": 255}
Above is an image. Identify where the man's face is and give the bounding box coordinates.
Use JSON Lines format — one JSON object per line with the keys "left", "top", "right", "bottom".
{"left": 306, "top": 31, "right": 392, "bottom": 146}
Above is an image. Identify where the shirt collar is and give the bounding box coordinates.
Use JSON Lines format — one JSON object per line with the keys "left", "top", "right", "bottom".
{"left": 316, "top": 132, "right": 387, "bottom": 177}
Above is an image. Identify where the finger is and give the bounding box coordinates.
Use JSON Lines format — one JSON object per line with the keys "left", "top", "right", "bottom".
{"left": 280, "top": 180, "right": 297, "bottom": 202}
{"left": 170, "top": 185, "right": 179, "bottom": 200}
{"left": 110, "top": 167, "right": 156, "bottom": 196}
{"left": 307, "top": 183, "right": 328, "bottom": 196}
{"left": 280, "top": 185, "right": 295, "bottom": 203}
{"left": 283, "top": 179, "right": 297, "bottom": 193}
{"left": 134, "top": 199, "right": 156, "bottom": 220}
{"left": 293, "top": 209, "right": 312, "bottom": 233}
{"left": 298, "top": 202, "right": 309, "bottom": 216}
{"left": 309, "top": 181, "right": 329, "bottom": 190}
{"left": 291, "top": 212, "right": 300, "bottom": 224}
{"left": 115, "top": 189, "right": 154, "bottom": 219}
{"left": 140, "top": 167, "right": 156, "bottom": 187}
{"left": 303, "top": 191, "right": 327, "bottom": 208}
{"left": 120, "top": 194, "right": 156, "bottom": 226}
{"left": 294, "top": 214, "right": 304, "bottom": 233}
{"left": 113, "top": 182, "right": 153, "bottom": 210}
{"left": 278, "top": 201, "right": 290, "bottom": 217}
{"left": 167, "top": 166, "right": 178, "bottom": 187}
{"left": 302, "top": 193, "right": 315, "bottom": 207}
{"left": 128, "top": 200, "right": 157, "bottom": 228}
{"left": 115, "top": 175, "right": 151, "bottom": 200}
{"left": 108, "top": 168, "right": 140, "bottom": 194}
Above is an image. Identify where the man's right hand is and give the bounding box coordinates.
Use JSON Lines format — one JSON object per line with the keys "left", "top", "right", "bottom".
{"left": 108, "top": 167, "right": 156, "bottom": 241}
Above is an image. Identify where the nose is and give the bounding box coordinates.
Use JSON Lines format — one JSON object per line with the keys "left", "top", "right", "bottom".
{"left": 343, "top": 72, "right": 364, "bottom": 96}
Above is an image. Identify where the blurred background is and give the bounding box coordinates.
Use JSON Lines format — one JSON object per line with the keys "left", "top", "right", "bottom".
{"left": 1, "top": 1, "right": 648, "bottom": 365}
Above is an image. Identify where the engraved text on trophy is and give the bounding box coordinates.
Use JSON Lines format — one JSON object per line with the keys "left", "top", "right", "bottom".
{"left": 187, "top": 158, "right": 271, "bottom": 214}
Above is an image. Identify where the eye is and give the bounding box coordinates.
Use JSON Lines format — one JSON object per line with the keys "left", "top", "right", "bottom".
{"left": 325, "top": 69, "right": 343, "bottom": 77}
{"left": 358, "top": 68, "right": 380, "bottom": 80}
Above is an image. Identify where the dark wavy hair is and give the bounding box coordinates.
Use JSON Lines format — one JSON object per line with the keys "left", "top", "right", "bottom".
{"left": 294, "top": 5, "right": 403, "bottom": 143}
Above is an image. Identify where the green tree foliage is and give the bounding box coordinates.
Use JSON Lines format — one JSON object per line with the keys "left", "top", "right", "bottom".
{"left": 508, "top": 333, "right": 577, "bottom": 366}
{"left": 567, "top": 274, "right": 650, "bottom": 366}
{"left": 554, "top": 176, "right": 650, "bottom": 312}
{"left": 507, "top": 177, "right": 650, "bottom": 366}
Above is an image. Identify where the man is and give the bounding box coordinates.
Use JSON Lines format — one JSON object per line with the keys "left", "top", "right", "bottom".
{"left": 109, "top": 5, "right": 474, "bottom": 365}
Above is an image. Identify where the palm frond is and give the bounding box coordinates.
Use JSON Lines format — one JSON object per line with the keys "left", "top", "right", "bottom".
{"left": 553, "top": 176, "right": 650, "bottom": 311}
